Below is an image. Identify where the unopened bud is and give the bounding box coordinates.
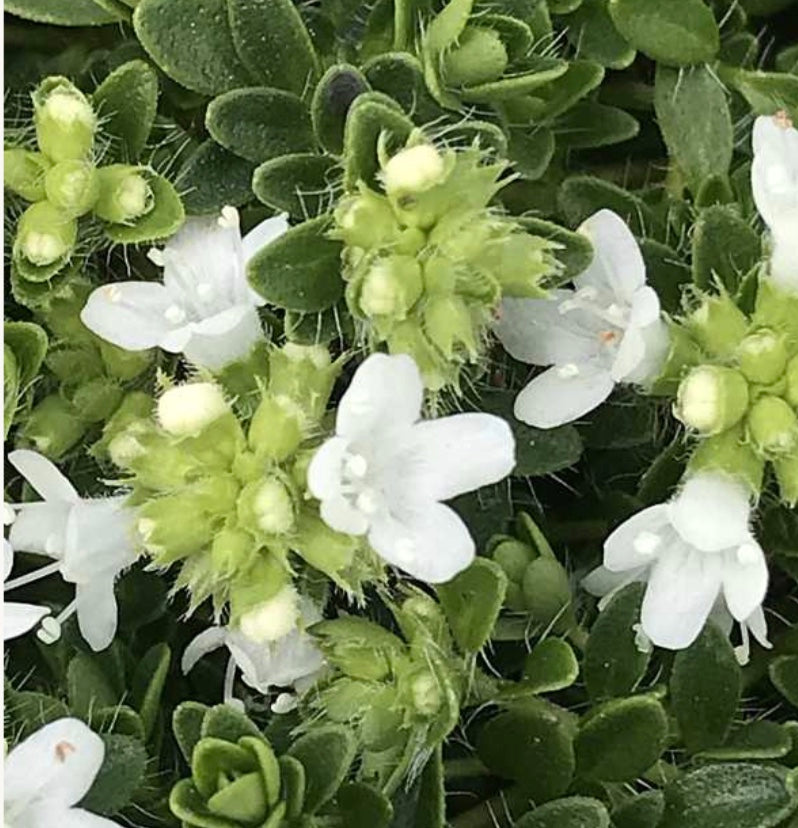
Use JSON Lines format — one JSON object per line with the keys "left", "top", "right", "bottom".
{"left": 157, "top": 383, "right": 230, "bottom": 436}
{"left": 70, "top": 378, "right": 123, "bottom": 423}
{"left": 747, "top": 395, "right": 798, "bottom": 456}
{"left": 268, "top": 343, "right": 340, "bottom": 424}
{"left": 238, "top": 585, "right": 299, "bottom": 643}
{"left": 33, "top": 77, "right": 96, "bottom": 162}
{"left": 786, "top": 356, "right": 798, "bottom": 409}
{"left": 424, "top": 294, "right": 476, "bottom": 358}
{"left": 359, "top": 255, "right": 423, "bottom": 319}
{"left": 736, "top": 329, "right": 788, "bottom": 385}
{"left": 4, "top": 149, "right": 50, "bottom": 201}
{"left": 383, "top": 144, "right": 446, "bottom": 197}
{"left": 44, "top": 160, "right": 98, "bottom": 217}
{"left": 211, "top": 527, "right": 256, "bottom": 578}
{"left": 443, "top": 26, "right": 509, "bottom": 87}
{"left": 688, "top": 294, "right": 748, "bottom": 359}
{"left": 94, "top": 165, "right": 153, "bottom": 224}
{"left": 410, "top": 670, "right": 442, "bottom": 717}
{"left": 248, "top": 394, "right": 303, "bottom": 462}
{"left": 15, "top": 201, "right": 77, "bottom": 267}
{"left": 335, "top": 189, "right": 398, "bottom": 248}
{"left": 688, "top": 426, "right": 764, "bottom": 494}
{"left": 676, "top": 365, "right": 749, "bottom": 435}
{"left": 22, "top": 394, "right": 86, "bottom": 459}
{"left": 238, "top": 476, "right": 296, "bottom": 536}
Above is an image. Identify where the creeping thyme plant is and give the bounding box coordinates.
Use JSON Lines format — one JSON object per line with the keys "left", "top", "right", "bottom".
{"left": 6, "top": 0, "right": 798, "bottom": 826}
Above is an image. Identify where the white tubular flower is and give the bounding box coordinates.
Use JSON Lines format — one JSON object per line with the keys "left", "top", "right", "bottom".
{"left": 7, "top": 450, "right": 139, "bottom": 652}
{"left": 751, "top": 111, "right": 798, "bottom": 291}
{"left": 4, "top": 717, "right": 121, "bottom": 827}
{"left": 80, "top": 208, "right": 288, "bottom": 370}
{"left": 307, "top": 353, "right": 516, "bottom": 583}
{"left": 582, "top": 472, "right": 771, "bottom": 656}
{"left": 495, "top": 209, "right": 669, "bottom": 429}
{"left": 4, "top": 539, "right": 51, "bottom": 641}
{"left": 181, "top": 600, "right": 325, "bottom": 713}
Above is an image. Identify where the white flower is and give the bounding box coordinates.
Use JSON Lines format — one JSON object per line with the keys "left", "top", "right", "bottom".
{"left": 582, "top": 472, "right": 771, "bottom": 656}
{"left": 4, "top": 539, "right": 51, "bottom": 641}
{"left": 4, "top": 717, "right": 121, "bottom": 827}
{"left": 182, "top": 599, "right": 325, "bottom": 713}
{"left": 80, "top": 207, "right": 288, "bottom": 370}
{"left": 7, "top": 450, "right": 139, "bottom": 652}
{"left": 307, "top": 353, "right": 516, "bottom": 583}
{"left": 494, "top": 209, "right": 669, "bottom": 428}
{"left": 751, "top": 111, "right": 798, "bottom": 291}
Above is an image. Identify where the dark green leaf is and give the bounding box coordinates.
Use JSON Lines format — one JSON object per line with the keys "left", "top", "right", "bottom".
{"left": 565, "top": 0, "right": 635, "bottom": 69}
{"left": 173, "top": 701, "right": 210, "bottom": 762}
{"left": 130, "top": 642, "right": 171, "bottom": 740}
{"left": 6, "top": 0, "right": 121, "bottom": 25}
{"left": 312, "top": 64, "right": 373, "bottom": 156}
{"left": 771, "top": 655, "right": 798, "bottom": 708}
{"left": 252, "top": 153, "right": 339, "bottom": 218}
{"left": 692, "top": 205, "right": 761, "bottom": 292}
{"left": 177, "top": 140, "right": 256, "bottom": 215}
{"left": 556, "top": 101, "right": 639, "bottom": 149}
{"left": 517, "top": 796, "right": 610, "bottom": 828}
{"left": 81, "top": 733, "right": 148, "bottom": 815}
{"left": 337, "top": 782, "right": 394, "bottom": 828}
{"left": 522, "top": 638, "right": 580, "bottom": 693}
{"left": 288, "top": 725, "right": 356, "bottom": 813}
{"left": 67, "top": 652, "right": 120, "bottom": 718}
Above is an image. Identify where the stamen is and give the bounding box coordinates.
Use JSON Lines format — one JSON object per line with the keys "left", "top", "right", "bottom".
{"left": 774, "top": 109, "right": 793, "bottom": 129}
{"left": 223, "top": 654, "right": 238, "bottom": 706}
{"left": 147, "top": 247, "right": 165, "bottom": 266}
{"left": 55, "top": 741, "right": 76, "bottom": 762}
{"left": 37, "top": 601, "right": 76, "bottom": 646}
{"left": 218, "top": 205, "right": 240, "bottom": 229}
{"left": 734, "top": 621, "right": 751, "bottom": 666}
{"left": 4, "top": 560, "right": 61, "bottom": 592}
{"left": 103, "top": 285, "right": 122, "bottom": 303}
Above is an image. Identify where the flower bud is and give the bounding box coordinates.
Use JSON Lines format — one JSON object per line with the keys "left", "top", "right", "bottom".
{"left": 22, "top": 394, "right": 86, "bottom": 459}
{"left": 33, "top": 77, "right": 96, "bottom": 162}
{"left": 14, "top": 201, "right": 77, "bottom": 267}
{"left": 409, "top": 670, "right": 442, "bottom": 717}
{"left": 423, "top": 294, "right": 477, "bottom": 358}
{"left": 70, "top": 378, "right": 123, "bottom": 423}
{"left": 388, "top": 321, "right": 448, "bottom": 391}
{"left": 736, "top": 328, "right": 788, "bottom": 385}
{"left": 443, "top": 26, "right": 509, "bottom": 87}
{"left": 97, "top": 393, "right": 153, "bottom": 461}
{"left": 94, "top": 165, "right": 153, "bottom": 224}
{"left": 676, "top": 365, "right": 750, "bottom": 435}
{"left": 4, "top": 149, "right": 50, "bottom": 201}
{"left": 334, "top": 189, "right": 398, "bottom": 248}
{"left": 157, "top": 383, "right": 230, "bottom": 436}
{"left": 747, "top": 395, "right": 798, "bottom": 456}
{"left": 248, "top": 394, "right": 303, "bottom": 462}
{"left": 268, "top": 343, "right": 340, "bottom": 424}
{"left": 688, "top": 293, "right": 748, "bottom": 359}
{"left": 44, "top": 160, "right": 99, "bottom": 217}
{"left": 688, "top": 426, "right": 764, "bottom": 494}
{"left": 359, "top": 255, "right": 423, "bottom": 319}
{"left": 786, "top": 355, "right": 798, "bottom": 409}
{"left": 238, "top": 584, "right": 299, "bottom": 643}
{"left": 211, "top": 527, "right": 256, "bottom": 579}
{"left": 238, "top": 476, "right": 296, "bottom": 536}
{"left": 492, "top": 538, "right": 532, "bottom": 584}
{"left": 97, "top": 339, "right": 153, "bottom": 381}
{"left": 382, "top": 144, "right": 446, "bottom": 197}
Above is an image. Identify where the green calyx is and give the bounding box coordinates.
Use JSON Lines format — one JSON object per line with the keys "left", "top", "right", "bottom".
{"left": 747, "top": 395, "right": 798, "bottom": 457}
{"left": 94, "top": 164, "right": 154, "bottom": 224}
{"left": 675, "top": 365, "right": 750, "bottom": 435}
{"left": 14, "top": 201, "right": 77, "bottom": 268}
{"left": 4, "top": 149, "right": 51, "bottom": 202}
{"left": 32, "top": 76, "right": 97, "bottom": 163}
{"left": 44, "top": 160, "right": 99, "bottom": 217}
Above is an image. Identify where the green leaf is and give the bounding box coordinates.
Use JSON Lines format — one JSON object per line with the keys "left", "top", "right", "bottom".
{"left": 477, "top": 698, "right": 576, "bottom": 801}
{"left": 660, "top": 763, "right": 798, "bottom": 828}
{"left": 92, "top": 59, "right": 159, "bottom": 160}
{"left": 252, "top": 153, "right": 339, "bottom": 218}
{"left": 771, "top": 655, "right": 798, "bottom": 708}
{"left": 670, "top": 621, "right": 740, "bottom": 753}
{"left": 130, "top": 642, "right": 170, "bottom": 740}
{"left": 424, "top": 0, "right": 473, "bottom": 56}
{"left": 516, "top": 216, "right": 594, "bottom": 282}
{"left": 247, "top": 215, "right": 344, "bottom": 312}
{"left": 173, "top": 702, "right": 210, "bottom": 763}
{"left": 206, "top": 87, "right": 314, "bottom": 164}
{"left": 6, "top": 0, "right": 121, "bottom": 25}
{"left": 612, "top": 791, "right": 665, "bottom": 828}
{"left": 416, "top": 745, "right": 445, "bottom": 828}
{"left": 654, "top": 65, "right": 733, "bottom": 195}
{"left": 523, "top": 638, "right": 580, "bottom": 693}
{"left": 104, "top": 174, "right": 185, "bottom": 243}
{"left": 691, "top": 205, "right": 761, "bottom": 292}
{"left": 608, "top": 0, "right": 719, "bottom": 65}
{"left": 559, "top": 175, "right": 651, "bottom": 235}
{"left": 201, "top": 703, "right": 262, "bottom": 742}
{"left": 556, "top": 101, "right": 639, "bottom": 149}
{"left": 82, "top": 733, "right": 148, "bottom": 815}
{"left": 363, "top": 52, "right": 429, "bottom": 117}
{"left": 727, "top": 68, "right": 798, "bottom": 119}
{"left": 583, "top": 583, "right": 649, "bottom": 701}
{"left": 94, "top": 705, "right": 146, "bottom": 741}
{"left": 565, "top": 0, "right": 635, "bottom": 69}
{"left": 288, "top": 725, "right": 357, "bottom": 813}
{"left": 437, "top": 558, "right": 508, "bottom": 652}
{"left": 342, "top": 93, "right": 414, "bottom": 190}
{"left": 279, "top": 754, "right": 307, "bottom": 818}
{"left": 5, "top": 690, "right": 70, "bottom": 739}
{"left": 133, "top": 0, "right": 252, "bottom": 96}
{"left": 640, "top": 238, "right": 691, "bottom": 314}
{"left": 527, "top": 60, "right": 604, "bottom": 122}
{"left": 461, "top": 60, "right": 571, "bottom": 104}
{"left": 67, "top": 652, "right": 120, "bottom": 718}
{"left": 337, "top": 782, "right": 394, "bottom": 828}
{"left": 4, "top": 321, "right": 48, "bottom": 390}
{"left": 228, "top": 0, "right": 318, "bottom": 96}
{"left": 517, "top": 797, "right": 611, "bottom": 828}
{"left": 698, "top": 721, "right": 793, "bottom": 761}
{"left": 312, "top": 64, "right": 372, "bottom": 156}
{"left": 240, "top": 736, "right": 281, "bottom": 807}
{"left": 178, "top": 140, "right": 256, "bottom": 215}
{"left": 507, "top": 127, "right": 556, "bottom": 180}
{"left": 575, "top": 695, "right": 669, "bottom": 782}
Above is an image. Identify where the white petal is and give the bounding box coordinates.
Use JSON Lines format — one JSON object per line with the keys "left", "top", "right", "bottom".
{"left": 307, "top": 437, "right": 349, "bottom": 500}
{"left": 619, "top": 318, "right": 670, "bottom": 386}
{"left": 744, "top": 605, "right": 771, "bottom": 649}
{"left": 80, "top": 282, "right": 175, "bottom": 351}
{"left": 770, "top": 229, "right": 798, "bottom": 292}
{"left": 5, "top": 537, "right": 14, "bottom": 579}
{"left": 581, "top": 564, "right": 646, "bottom": 597}
{"left": 494, "top": 292, "right": 600, "bottom": 366}
{"left": 75, "top": 578, "right": 118, "bottom": 652}
{"left": 627, "top": 286, "right": 661, "bottom": 328}
{"left": 514, "top": 362, "right": 615, "bottom": 428}
{"left": 4, "top": 718, "right": 104, "bottom": 808}
{"left": 181, "top": 627, "right": 227, "bottom": 674}
{"left": 8, "top": 450, "right": 79, "bottom": 503}
{"left": 28, "top": 804, "right": 122, "bottom": 828}
{"left": 668, "top": 473, "right": 752, "bottom": 552}
{"left": 320, "top": 496, "right": 369, "bottom": 535}
{"left": 368, "top": 501, "right": 475, "bottom": 583}
{"left": 574, "top": 209, "right": 646, "bottom": 304}
{"left": 640, "top": 543, "right": 723, "bottom": 650}
{"left": 242, "top": 213, "right": 290, "bottom": 263}
{"left": 336, "top": 353, "right": 423, "bottom": 439}
{"left": 611, "top": 326, "right": 646, "bottom": 383}
{"left": 751, "top": 114, "right": 798, "bottom": 232}
{"left": 4, "top": 602, "right": 50, "bottom": 640}
{"left": 721, "top": 540, "right": 769, "bottom": 622}
{"left": 182, "top": 306, "right": 264, "bottom": 369}
{"left": 9, "top": 502, "right": 71, "bottom": 557}
{"left": 603, "top": 505, "right": 671, "bottom": 573}
{"left": 386, "top": 414, "right": 515, "bottom": 504}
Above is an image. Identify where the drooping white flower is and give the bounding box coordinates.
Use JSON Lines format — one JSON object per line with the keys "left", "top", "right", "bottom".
{"left": 307, "top": 353, "right": 516, "bottom": 583}
{"left": 751, "top": 111, "right": 798, "bottom": 291}
{"left": 182, "top": 599, "right": 326, "bottom": 713}
{"left": 80, "top": 207, "right": 288, "bottom": 370}
{"left": 4, "top": 539, "right": 51, "bottom": 641}
{"left": 7, "top": 450, "right": 139, "bottom": 652}
{"left": 4, "top": 717, "right": 121, "bottom": 827}
{"left": 582, "top": 472, "right": 771, "bottom": 656}
{"left": 494, "top": 209, "right": 669, "bottom": 428}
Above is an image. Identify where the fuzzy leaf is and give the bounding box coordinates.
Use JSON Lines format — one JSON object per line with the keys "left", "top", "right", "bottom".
{"left": 517, "top": 797, "right": 610, "bottom": 828}
{"left": 201, "top": 704, "right": 262, "bottom": 742}
{"left": 517, "top": 216, "right": 594, "bottom": 281}
{"left": 312, "top": 64, "right": 372, "bottom": 156}
{"left": 130, "top": 642, "right": 170, "bottom": 740}
{"left": 770, "top": 655, "right": 798, "bottom": 708}
{"left": 6, "top": 0, "right": 121, "bottom": 25}
{"left": 565, "top": 0, "right": 635, "bottom": 69}
{"left": 288, "top": 725, "right": 357, "bottom": 813}
{"left": 337, "top": 782, "right": 394, "bottom": 827}
{"left": 178, "top": 140, "right": 256, "bottom": 215}
{"left": 67, "top": 652, "right": 120, "bottom": 718}
{"left": 698, "top": 721, "right": 793, "bottom": 761}
{"left": 523, "top": 638, "right": 580, "bottom": 693}
{"left": 559, "top": 175, "right": 651, "bottom": 234}
{"left": 556, "top": 101, "right": 639, "bottom": 149}
{"left": 691, "top": 205, "right": 761, "bottom": 292}
{"left": 507, "top": 127, "right": 556, "bottom": 180}
{"left": 81, "top": 733, "right": 148, "bottom": 815}
{"left": 104, "top": 174, "right": 185, "bottom": 243}
{"left": 363, "top": 52, "right": 430, "bottom": 116}
{"left": 173, "top": 701, "right": 210, "bottom": 763}
{"left": 416, "top": 745, "right": 445, "bottom": 828}
{"left": 612, "top": 791, "right": 665, "bottom": 828}
{"left": 252, "top": 153, "right": 339, "bottom": 218}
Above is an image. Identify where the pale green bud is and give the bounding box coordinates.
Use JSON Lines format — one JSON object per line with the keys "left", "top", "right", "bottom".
{"left": 211, "top": 527, "right": 257, "bottom": 579}
{"left": 388, "top": 321, "right": 448, "bottom": 391}
{"left": 688, "top": 426, "right": 764, "bottom": 494}
{"left": 443, "top": 26, "right": 509, "bottom": 87}
{"left": 774, "top": 452, "right": 798, "bottom": 506}
{"left": 409, "top": 670, "right": 442, "bottom": 717}
{"left": 229, "top": 555, "right": 292, "bottom": 626}
{"left": 335, "top": 189, "right": 398, "bottom": 248}
{"left": 23, "top": 394, "right": 86, "bottom": 459}
{"left": 786, "top": 356, "right": 798, "bottom": 410}
{"left": 248, "top": 394, "right": 303, "bottom": 462}
{"left": 676, "top": 365, "right": 750, "bottom": 435}
{"left": 238, "top": 476, "right": 296, "bottom": 536}
{"left": 44, "top": 160, "right": 98, "bottom": 217}
{"left": 98, "top": 339, "right": 153, "bottom": 381}
{"left": 359, "top": 255, "right": 423, "bottom": 319}
{"left": 492, "top": 538, "right": 532, "bottom": 584}
{"left": 687, "top": 293, "right": 749, "bottom": 359}
{"left": 423, "top": 294, "right": 477, "bottom": 358}
{"left": 94, "top": 165, "right": 153, "bottom": 224}
{"left": 4, "top": 149, "right": 51, "bottom": 201}
{"left": 736, "top": 329, "right": 788, "bottom": 385}
{"left": 747, "top": 395, "right": 798, "bottom": 456}
{"left": 33, "top": 77, "right": 96, "bottom": 162}
{"left": 157, "top": 382, "right": 230, "bottom": 436}
{"left": 238, "top": 584, "right": 299, "bottom": 643}
{"left": 382, "top": 144, "right": 446, "bottom": 197}
{"left": 70, "top": 378, "right": 123, "bottom": 423}
{"left": 15, "top": 201, "right": 77, "bottom": 267}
